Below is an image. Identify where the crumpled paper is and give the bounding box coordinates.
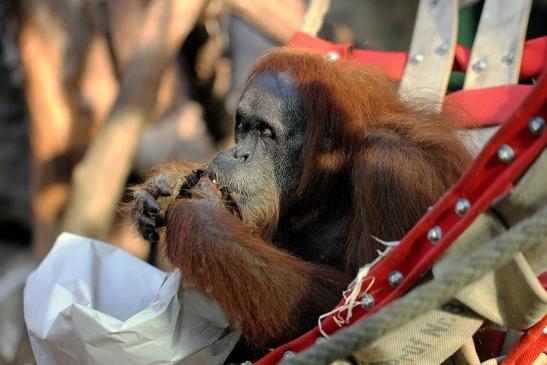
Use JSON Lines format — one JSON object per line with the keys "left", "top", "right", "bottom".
{"left": 24, "top": 233, "right": 240, "bottom": 365}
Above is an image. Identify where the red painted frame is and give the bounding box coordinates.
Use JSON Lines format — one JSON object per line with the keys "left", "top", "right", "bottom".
{"left": 287, "top": 32, "right": 547, "bottom": 128}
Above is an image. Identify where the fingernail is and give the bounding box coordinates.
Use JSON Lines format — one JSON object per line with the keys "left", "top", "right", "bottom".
{"left": 149, "top": 203, "right": 160, "bottom": 213}
{"left": 139, "top": 216, "right": 156, "bottom": 228}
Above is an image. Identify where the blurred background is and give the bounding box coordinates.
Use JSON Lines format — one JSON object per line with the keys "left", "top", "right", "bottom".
{"left": 0, "top": 0, "right": 546, "bottom": 364}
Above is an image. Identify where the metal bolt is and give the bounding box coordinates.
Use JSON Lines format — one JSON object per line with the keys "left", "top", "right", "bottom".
{"left": 497, "top": 144, "right": 514, "bottom": 164}
{"left": 388, "top": 271, "right": 404, "bottom": 287}
{"left": 427, "top": 226, "right": 442, "bottom": 243}
{"left": 529, "top": 116, "right": 545, "bottom": 136}
{"left": 455, "top": 198, "right": 471, "bottom": 216}
{"left": 361, "top": 293, "right": 375, "bottom": 310}
{"left": 325, "top": 51, "right": 340, "bottom": 62}
{"left": 315, "top": 336, "right": 327, "bottom": 344}
{"left": 409, "top": 52, "right": 424, "bottom": 64}
{"left": 435, "top": 42, "right": 450, "bottom": 55}
{"left": 501, "top": 51, "right": 515, "bottom": 65}
{"left": 472, "top": 58, "right": 487, "bottom": 73}
{"left": 283, "top": 351, "right": 295, "bottom": 360}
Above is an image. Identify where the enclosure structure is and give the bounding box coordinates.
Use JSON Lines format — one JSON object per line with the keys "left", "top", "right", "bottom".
{"left": 14, "top": 0, "right": 547, "bottom": 364}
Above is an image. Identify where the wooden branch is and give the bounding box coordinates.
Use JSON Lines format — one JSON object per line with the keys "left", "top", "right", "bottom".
{"left": 81, "top": 34, "right": 119, "bottom": 137}
{"left": 400, "top": 0, "right": 458, "bottom": 108}
{"left": 228, "top": 0, "right": 306, "bottom": 44}
{"left": 463, "top": 0, "right": 532, "bottom": 89}
{"left": 461, "top": 0, "right": 532, "bottom": 154}
{"left": 61, "top": 0, "right": 208, "bottom": 240}
{"left": 18, "top": 0, "right": 104, "bottom": 259}
{"left": 107, "top": 0, "right": 184, "bottom": 122}
{"left": 300, "top": 0, "right": 330, "bottom": 36}
{"left": 105, "top": 0, "right": 147, "bottom": 73}
{"left": 18, "top": 10, "right": 70, "bottom": 259}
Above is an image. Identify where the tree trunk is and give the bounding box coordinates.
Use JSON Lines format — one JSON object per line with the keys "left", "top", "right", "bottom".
{"left": 18, "top": 0, "right": 113, "bottom": 259}
{"left": 61, "top": 0, "right": 208, "bottom": 240}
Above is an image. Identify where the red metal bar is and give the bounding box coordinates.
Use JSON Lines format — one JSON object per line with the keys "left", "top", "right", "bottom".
{"left": 503, "top": 315, "right": 547, "bottom": 365}
{"left": 289, "top": 32, "right": 547, "bottom": 81}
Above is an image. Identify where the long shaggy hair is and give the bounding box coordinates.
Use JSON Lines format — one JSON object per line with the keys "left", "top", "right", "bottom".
{"left": 136, "top": 47, "right": 472, "bottom": 356}
{"left": 247, "top": 48, "right": 471, "bottom": 272}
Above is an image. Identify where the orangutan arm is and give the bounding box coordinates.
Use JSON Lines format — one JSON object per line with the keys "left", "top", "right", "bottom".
{"left": 126, "top": 162, "right": 200, "bottom": 243}
{"left": 164, "top": 179, "right": 349, "bottom": 350}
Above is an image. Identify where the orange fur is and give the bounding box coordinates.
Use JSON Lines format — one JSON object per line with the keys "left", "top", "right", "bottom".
{"left": 247, "top": 49, "right": 471, "bottom": 271}
{"left": 143, "top": 48, "right": 472, "bottom": 355}
{"left": 165, "top": 181, "right": 349, "bottom": 350}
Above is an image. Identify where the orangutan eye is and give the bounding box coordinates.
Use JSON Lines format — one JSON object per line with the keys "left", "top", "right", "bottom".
{"left": 257, "top": 121, "right": 275, "bottom": 139}
{"left": 261, "top": 126, "right": 274, "bottom": 139}
{"left": 235, "top": 111, "right": 242, "bottom": 131}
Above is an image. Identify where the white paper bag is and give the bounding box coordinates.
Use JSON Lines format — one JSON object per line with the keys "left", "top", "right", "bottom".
{"left": 24, "top": 233, "right": 240, "bottom": 365}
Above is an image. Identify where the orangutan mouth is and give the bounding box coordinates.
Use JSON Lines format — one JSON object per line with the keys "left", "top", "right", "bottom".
{"left": 178, "top": 169, "right": 242, "bottom": 219}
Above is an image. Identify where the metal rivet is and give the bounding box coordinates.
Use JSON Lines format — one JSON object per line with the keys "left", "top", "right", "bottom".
{"left": 435, "top": 42, "right": 449, "bottom": 55}
{"left": 529, "top": 116, "right": 545, "bottom": 136}
{"left": 455, "top": 198, "right": 470, "bottom": 216}
{"left": 315, "top": 337, "right": 327, "bottom": 344}
{"left": 501, "top": 51, "right": 515, "bottom": 65}
{"left": 388, "top": 271, "right": 404, "bottom": 288}
{"left": 361, "top": 293, "right": 375, "bottom": 310}
{"left": 283, "top": 351, "right": 295, "bottom": 359}
{"left": 409, "top": 52, "right": 424, "bottom": 64}
{"left": 325, "top": 51, "right": 340, "bottom": 62}
{"left": 427, "top": 226, "right": 442, "bottom": 243}
{"left": 472, "top": 58, "right": 487, "bottom": 73}
{"left": 241, "top": 362, "right": 252, "bottom": 365}
{"left": 497, "top": 144, "right": 514, "bottom": 164}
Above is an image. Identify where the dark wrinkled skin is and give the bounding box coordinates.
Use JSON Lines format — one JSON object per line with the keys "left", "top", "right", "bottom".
{"left": 132, "top": 168, "right": 202, "bottom": 244}
{"left": 134, "top": 70, "right": 349, "bottom": 267}
{"left": 211, "top": 70, "right": 306, "bottom": 203}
